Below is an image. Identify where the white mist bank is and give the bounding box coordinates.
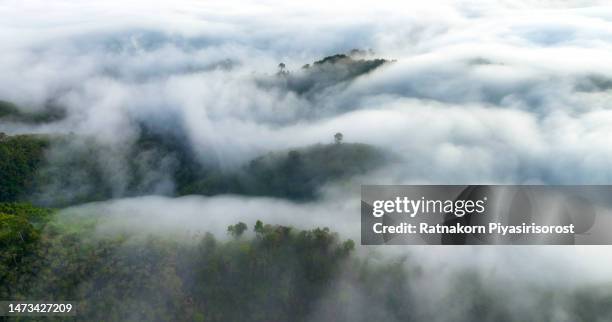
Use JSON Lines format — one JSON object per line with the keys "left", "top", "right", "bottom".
{"left": 4, "top": 1, "right": 612, "bottom": 316}
{"left": 3, "top": 0, "right": 612, "bottom": 182}
{"left": 58, "top": 194, "right": 612, "bottom": 288}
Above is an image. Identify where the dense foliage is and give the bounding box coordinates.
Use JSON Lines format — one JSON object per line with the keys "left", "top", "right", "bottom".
{"left": 0, "top": 132, "right": 385, "bottom": 206}
{"left": 1, "top": 203, "right": 356, "bottom": 321}
{"left": 0, "top": 203, "right": 53, "bottom": 302}
{"left": 1, "top": 204, "right": 612, "bottom": 321}
{"left": 0, "top": 100, "right": 66, "bottom": 124}
{"left": 180, "top": 142, "right": 386, "bottom": 200}
{"left": 270, "top": 52, "right": 391, "bottom": 97}
{"left": 0, "top": 135, "right": 50, "bottom": 202}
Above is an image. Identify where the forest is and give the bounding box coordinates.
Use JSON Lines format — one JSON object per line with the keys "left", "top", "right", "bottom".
{"left": 0, "top": 132, "right": 386, "bottom": 205}
{"left": 2, "top": 203, "right": 611, "bottom": 321}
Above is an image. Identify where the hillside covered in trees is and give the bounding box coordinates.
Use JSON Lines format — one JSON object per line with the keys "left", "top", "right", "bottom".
{"left": 1, "top": 203, "right": 611, "bottom": 321}
{"left": 277, "top": 51, "right": 391, "bottom": 96}
{"left": 1, "top": 202, "right": 357, "bottom": 321}
{"left": 0, "top": 101, "right": 66, "bottom": 124}
{"left": 0, "top": 132, "right": 386, "bottom": 206}
{"left": 0, "top": 134, "right": 50, "bottom": 203}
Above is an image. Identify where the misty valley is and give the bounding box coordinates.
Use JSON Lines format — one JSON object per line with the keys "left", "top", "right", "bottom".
{"left": 2, "top": 1, "right": 612, "bottom": 321}
{"left": 2, "top": 53, "right": 611, "bottom": 322}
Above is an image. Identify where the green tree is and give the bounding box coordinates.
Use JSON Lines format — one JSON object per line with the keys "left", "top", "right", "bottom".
{"left": 227, "top": 222, "right": 248, "bottom": 239}
{"left": 334, "top": 132, "right": 343, "bottom": 144}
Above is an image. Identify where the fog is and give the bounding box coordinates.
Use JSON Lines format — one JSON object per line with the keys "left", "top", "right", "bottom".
{"left": 3, "top": 1, "right": 612, "bottom": 179}
{"left": 2, "top": 0, "right": 612, "bottom": 319}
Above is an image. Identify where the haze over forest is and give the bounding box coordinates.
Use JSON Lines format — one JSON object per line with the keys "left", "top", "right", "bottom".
{"left": 2, "top": 0, "right": 612, "bottom": 321}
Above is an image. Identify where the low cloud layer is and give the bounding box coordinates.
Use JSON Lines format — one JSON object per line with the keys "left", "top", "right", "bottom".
{"left": 3, "top": 0, "right": 612, "bottom": 313}
{"left": 60, "top": 194, "right": 612, "bottom": 286}
{"left": 3, "top": 0, "right": 612, "bottom": 182}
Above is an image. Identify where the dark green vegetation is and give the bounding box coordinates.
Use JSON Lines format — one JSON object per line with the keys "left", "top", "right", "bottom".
{"left": 0, "top": 132, "right": 386, "bottom": 206}
{"left": 0, "top": 100, "right": 66, "bottom": 124}
{"left": 262, "top": 51, "right": 391, "bottom": 97}
{"left": 1, "top": 203, "right": 358, "bottom": 321}
{"left": 1, "top": 203, "right": 612, "bottom": 322}
{"left": 286, "top": 53, "right": 389, "bottom": 95}
{"left": 180, "top": 142, "right": 385, "bottom": 200}
{"left": 0, "top": 203, "right": 53, "bottom": 299}
{"left": 0, "top": 135, "right": 50, "bottom": 202}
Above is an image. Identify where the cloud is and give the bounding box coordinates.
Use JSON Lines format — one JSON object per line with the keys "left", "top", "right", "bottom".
{"left": 3, "top": 0, "right": 612, "bottom": 311}
{"left": 2, "top": 0, "right": 612, "bottom": 174}
{"left": 57, "top": 194, "right": 612, "bottom": 321}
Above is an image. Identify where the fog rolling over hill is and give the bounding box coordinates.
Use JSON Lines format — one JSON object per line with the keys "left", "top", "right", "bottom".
{"left": 2, "top": 0, "right": 612, "bottom": 321}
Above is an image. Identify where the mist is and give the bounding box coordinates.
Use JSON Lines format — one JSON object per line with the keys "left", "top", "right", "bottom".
{"left": 2, "top": 0, "right": 612, "bottom": 320}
